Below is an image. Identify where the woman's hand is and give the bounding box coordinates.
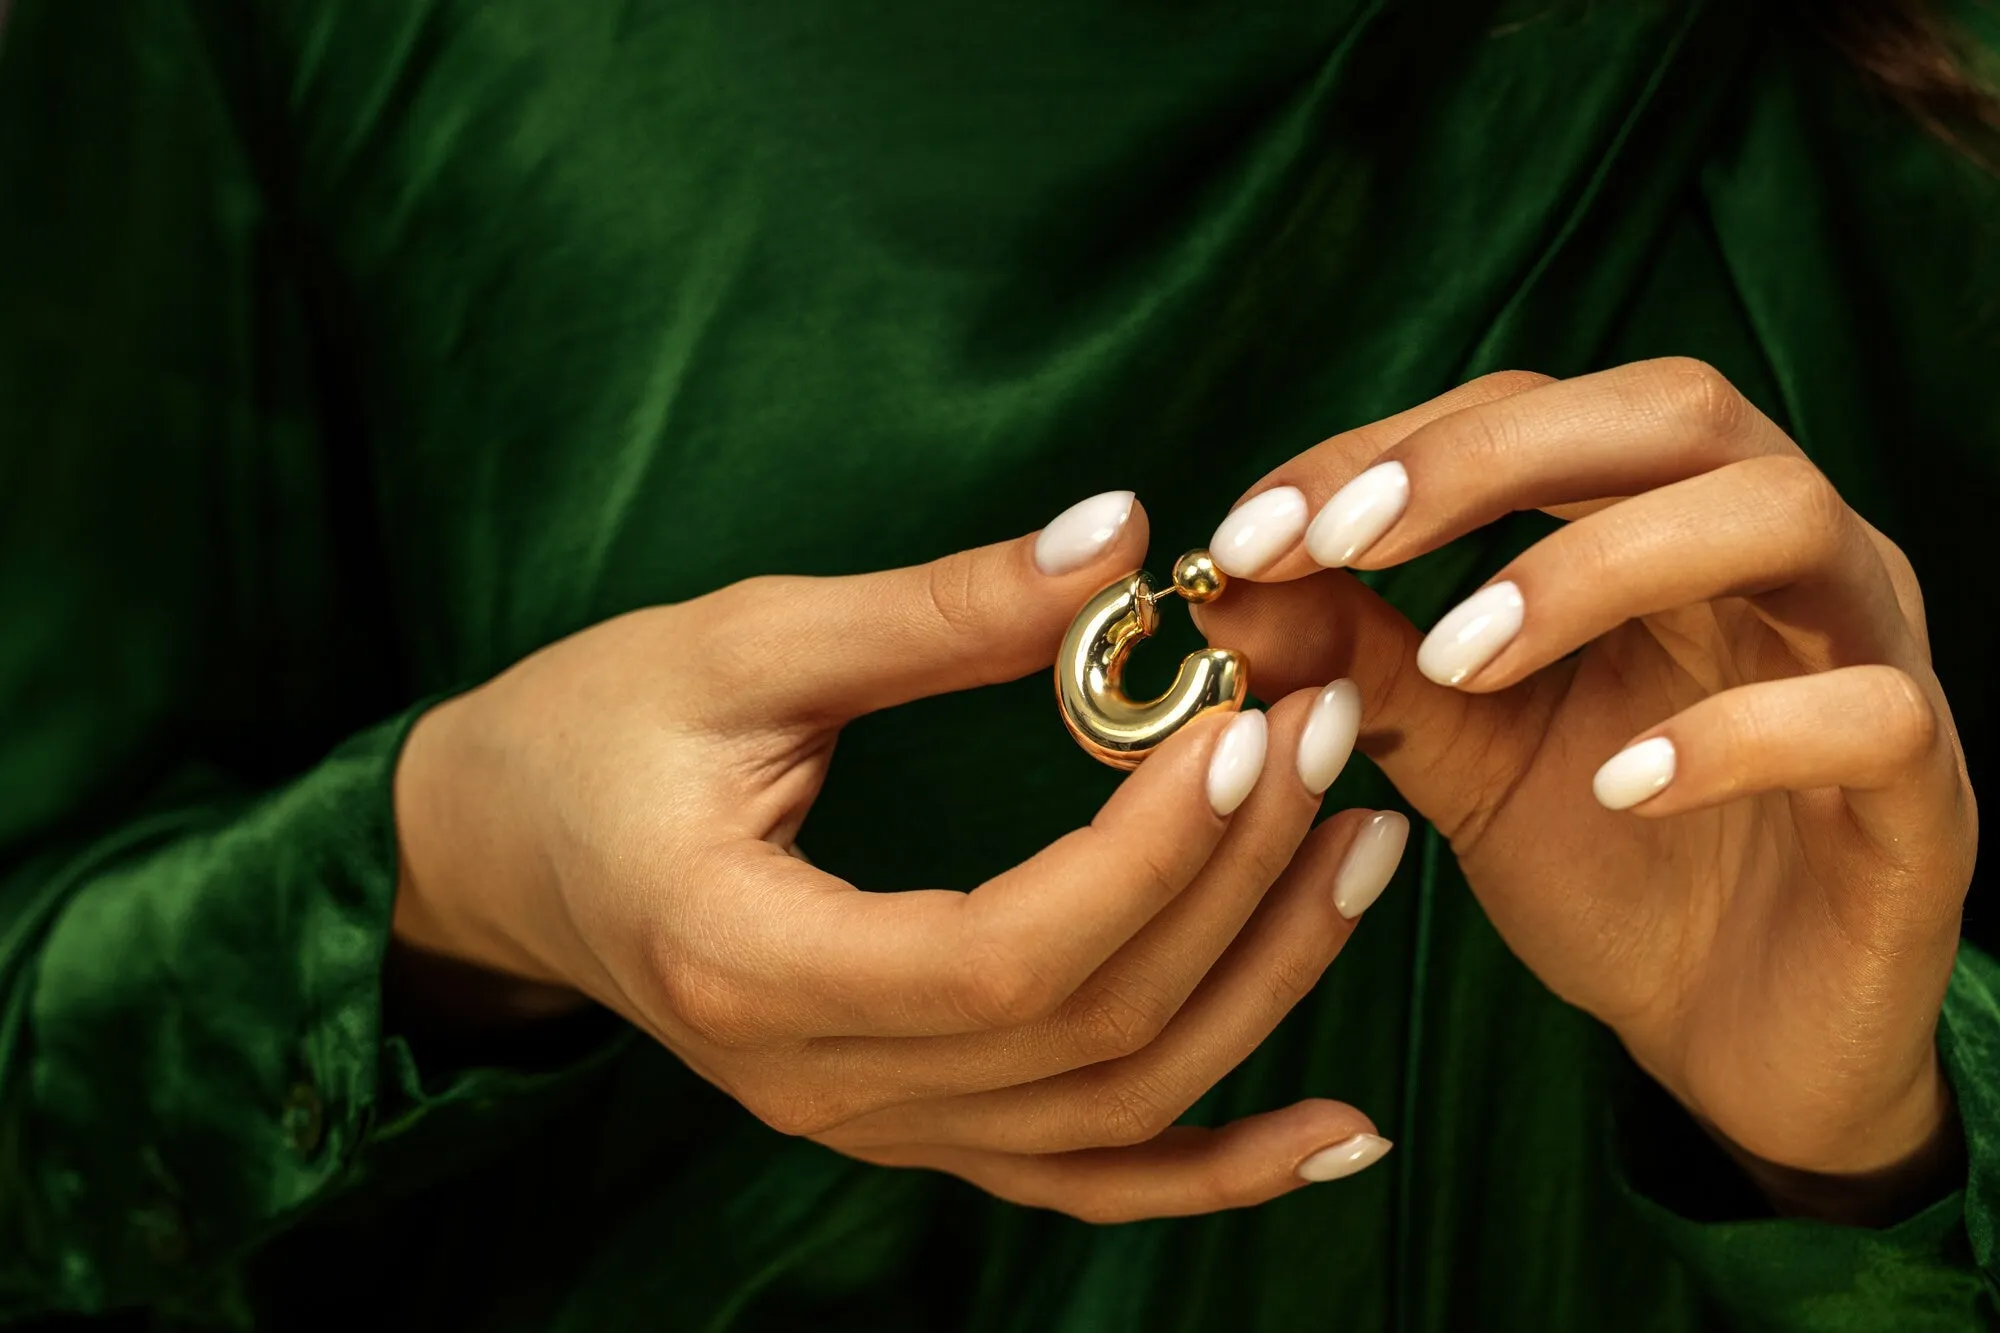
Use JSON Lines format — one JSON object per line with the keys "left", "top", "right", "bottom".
{"left": 1197, "top": 361, "right": 1978, "bottom": 1224}
{"left": 391, "top": 493, "right": 1409, "bottom": 1223}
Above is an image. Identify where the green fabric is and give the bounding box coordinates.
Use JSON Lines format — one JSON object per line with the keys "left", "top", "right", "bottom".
{"left": 1620, "top": 953, "right": 2000, "bottom": 1331}
{"left": 1, "top": 0, "right": 1996, "bottom": 1328}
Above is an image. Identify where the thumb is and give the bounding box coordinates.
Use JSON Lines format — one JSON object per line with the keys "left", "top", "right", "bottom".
{"left": 1192, "top": 569, "right": 1541, "bottom": 842}
{"left": 740, "top": 490, "right": 1153, "bottom": 722}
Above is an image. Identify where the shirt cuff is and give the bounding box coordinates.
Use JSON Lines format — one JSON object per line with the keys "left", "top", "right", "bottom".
{"left": 1611, "top": 947, "right": 2000, "bottom": 1329}
{"left": 4, "top": 700, "right": 628, "bottom": 1315}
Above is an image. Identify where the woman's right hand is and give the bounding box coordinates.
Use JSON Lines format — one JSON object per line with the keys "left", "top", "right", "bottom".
{"left": 390, "top": 493, "right": 1409, "bottom": 1222}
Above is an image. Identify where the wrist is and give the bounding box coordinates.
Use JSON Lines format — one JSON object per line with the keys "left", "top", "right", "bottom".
{"left": 1706, "top": 1058, "right": 1962, "bottom": 1227}
{"left": 392, "top": 690, "right": 590, "bottom": 1020}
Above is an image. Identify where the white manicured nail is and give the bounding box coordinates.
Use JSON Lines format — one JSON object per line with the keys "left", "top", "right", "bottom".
{"left": 1593, "top": 736, "right": 1677, "bottom": 810}
{"left": 1297, "top": 1133, "right": 1393, "bottom": 1182}
{"left": 1206, "top": 710, "right": 1268, "bottom": 816}
{"left": 1297, "top": 679, "right": 1362, "bottom": 795}
{"left": 1034, "top": 490, "right": 1135, "bottom": 576}
{"left": 1417, "top": 581, "right": 1524, "bottom": 687}
{"left": 1333, "top": 811, "right": 1408, "bottom": 918}
{"left": 1305, "top": 462, "right": 1410, "bottom": 568}
{"left": 1209, "top": 486, "right": 1308, "bottom": 577}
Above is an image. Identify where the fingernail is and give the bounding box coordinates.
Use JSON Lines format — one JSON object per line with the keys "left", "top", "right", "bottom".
{"left": 1304, "top": 462, "right": 1410, "bottom": 568}
{"left": 1209, "top": 486, "right": 1309, "bottom": 577}
{"left": 1416, "top": 581, "right": 1524, "bottom": 687}
{"left": 1592, "top": 736, "right": 1677, "bottom": 810}
{"left": 1297, "top": 679, "right": 1362, "bottom": 795}
{"left": 1297, "top": 1132, "right": 1394, "bottom": 1182}
{"left": 1206, "top": 709, "right": 1268, "bottom": 816}
{"left": 1333, "top": 811, "right": 1408, "bottom": 918}
{"left": 1033, "top": 490, "right": 1135, "bottom": 576}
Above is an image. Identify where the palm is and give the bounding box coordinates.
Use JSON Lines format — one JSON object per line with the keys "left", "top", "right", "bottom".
{"left": 1451, "top": 599, "right": 1925, "bottom": 1162}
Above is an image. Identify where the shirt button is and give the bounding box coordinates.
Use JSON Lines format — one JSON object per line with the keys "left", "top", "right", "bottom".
{"left": 282, "top": 1081, "right": 325, "bottom": 1157}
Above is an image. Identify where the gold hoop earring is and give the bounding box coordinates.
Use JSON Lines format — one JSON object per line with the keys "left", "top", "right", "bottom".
{"left": 1056, "top": 549, "right": 1248, "bottom": 770}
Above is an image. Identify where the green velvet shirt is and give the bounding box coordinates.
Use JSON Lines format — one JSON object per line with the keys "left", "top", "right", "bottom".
{"left": 3, "top": 1, "right": 1998, "bottom": 1328}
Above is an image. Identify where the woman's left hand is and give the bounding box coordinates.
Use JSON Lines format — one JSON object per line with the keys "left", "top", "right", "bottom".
{"left": 1195, "top": 359, "right": 1979, "bottom": 1224}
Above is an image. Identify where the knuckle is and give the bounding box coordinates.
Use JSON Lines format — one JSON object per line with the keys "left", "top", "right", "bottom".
{"left": 1248, "top": 837, "right": 1301, "bottom": 895}
{"left": 1651, "top": 357, "right": 1747, "bottom": 437}
{"left": 1549, "top": 520, "right": 1616, "bottom": 586}
{"left": 1857, "top": 666, "right": 1938, "bottom": 762}
{"left": 1871, "top": 529, "right": 1930, "bottom": 632}
{"left": 1754, "top": 456, "right": 1848, "bottom": 562}
{"left": 1092, "top": 1074, "right": 1182, "bottom": 1148}
{"left": 699, "top": 575, "right": 810, "bottom": 678}
{"left": 1466, "top": 368, "right": 1556, "bottom": 398}
{"left": 922, "top": 551, "right": 988, "bottom": 642}
{"left": 709, "top": 573, "right": 804, "bottom": 626}
{"left": 1264, "top": 941, "right": 1333, "bottom": 1007}
{"left": 956, "top": 934, "right": 1064, "bottom": 1029}
{"left": 1092, "top": 819, "right": 1189, "bottom": 907}
{"left": 1872, "top": 530, "right": 1919, "bottom": 587}
{"left": 1712, "top": 704, "right": 1775, "bottom": 778}
{"left": 1442, "top": 404, "right": 1531, "bottom": 471}
{"left": 660, "top": 960, "right": 748, "bottom": 1040}
{"left": 1136, "top": 839, "right": 1188, "bottom": 902}
{"left": 1065, "top": 977, "right": 1175, "bottom": 1061}
{"left": 1191, "top": 1163, "right": 1250, "bottom": 1216}
{"left": 656, "top": 961, "right": 759, "bottom": 1048}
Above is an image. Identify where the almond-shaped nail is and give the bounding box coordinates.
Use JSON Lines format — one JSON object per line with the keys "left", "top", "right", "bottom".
{"left": 1209, "top": 486, "right": 1308, "bottom": 578}
{"left": 1305, "top": 462, "right": 1410, "bottom": 568}
{"left": 1592, "top": 736, "right": 1676, "bottom": 810}
{"left": 1297, "top": 1133, "right": 1394, "bottom": 1182}
{"left": 1206, "top": 710, "right": 1268, "bottom": 816}
{"left": 1297, "top": 679, "right": 1361, "bottom": 795}
{"left": 1416, "top": 581, "right": 1524, "bottom": 687}
{"left": 1033, "top": 490, "right": 1136, "bottom": 576}
{"left": 1333, "top": 811, "right": 1408, "bottom": 918}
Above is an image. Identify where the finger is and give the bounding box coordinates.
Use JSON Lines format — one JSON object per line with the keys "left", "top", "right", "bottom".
{"left": 839, "top": 1100, "right": 1389, "bottom": 1225}
{"left": 1864, "top": 520, "right": 1932, "bottom": 649}
{"left": 1590, "top": 666, "right": 1969, "bottom": 892}
{"left": 1279, "top": 358, "right": 1802, "bottom": 575}
{"left": 1416, "top": 456, "right": 1911, "bottom": 692}
{"left": 1193, "top": 570, "right": 1543, "bottom": 844}
{"left": 706, "top": 490, "right": 1152, "bottom": 723}
{"left": 672, "top": 702, "right": 1272, "bottom": 1051}
{"left": 1205, "top": 370, "right": 1553, "bottom": 580}
{"left": 829, "top": 808, "right": 1406, "bottom": 1153}
{"left": 791, "top": 684, "right": 1334, "bottom": 1108}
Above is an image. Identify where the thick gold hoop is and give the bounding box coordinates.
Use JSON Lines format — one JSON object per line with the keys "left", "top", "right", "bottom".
{"left": 1055, "top": 550, "right": 1248, "bottom": 770}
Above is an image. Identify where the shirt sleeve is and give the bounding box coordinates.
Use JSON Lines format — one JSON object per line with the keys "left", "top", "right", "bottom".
{"left": 0, "top": 727, "right": 420, "bottom": 1314}
{"left": 1612, "top": 945, "right": 2000, "bottom": 1330}
{"left": 0, "top": 2, "right": 583, "bottom": 1315}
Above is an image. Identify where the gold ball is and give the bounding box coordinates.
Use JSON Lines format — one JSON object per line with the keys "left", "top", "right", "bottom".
{"left": 1171, "top": 549, "right": 1227, "bottom": 603}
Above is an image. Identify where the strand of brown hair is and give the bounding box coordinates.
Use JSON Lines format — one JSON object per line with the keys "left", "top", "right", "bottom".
{"left": 1800, "top": 0, "right": 2000, "bottom": 162}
